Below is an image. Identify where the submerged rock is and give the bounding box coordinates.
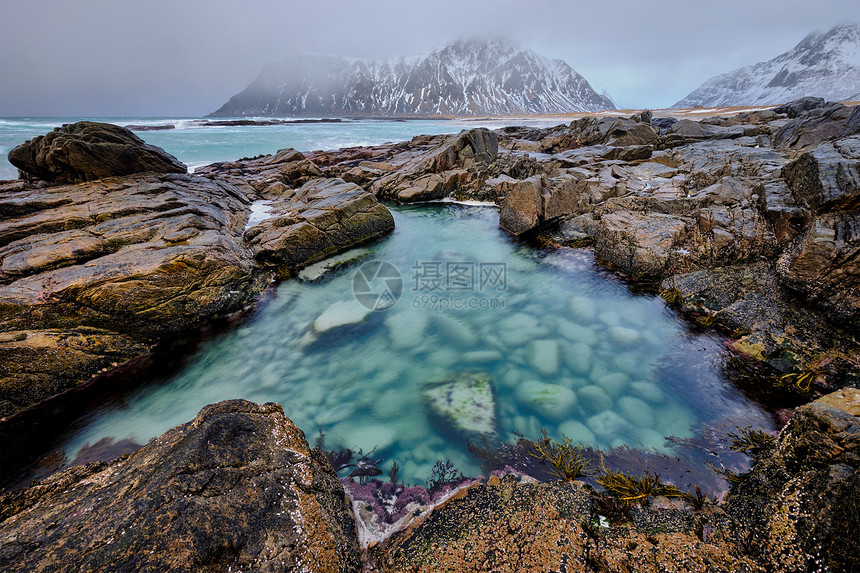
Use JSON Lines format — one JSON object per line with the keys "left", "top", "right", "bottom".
{"left": 8, "top": 121, "right": 186, "bottom": 184}
{"left": 0, "top": 400, "right": 360, "bottom": 572}
{"left": 515, "top": 379, "right": 576, "bottom": 420}
{"left": 312, "top": 300, "right": 372, "bottom": 333}
{"left": 423, "top": 372, "right": 496, "bottom": 441}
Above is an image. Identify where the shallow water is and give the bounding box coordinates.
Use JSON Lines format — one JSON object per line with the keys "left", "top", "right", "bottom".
{"left": 60, "top": 205, "right": 775, "bottom": 485}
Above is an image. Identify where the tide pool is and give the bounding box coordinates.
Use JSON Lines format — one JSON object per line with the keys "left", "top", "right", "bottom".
{"left": 59, "top": 205, "right": 775, "bottom": 485}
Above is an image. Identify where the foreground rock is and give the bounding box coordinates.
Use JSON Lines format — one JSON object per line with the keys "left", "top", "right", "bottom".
{"left": 368, "top": 387, "right": 860, "bottom": 572}
{"left": 245, "top": 178, "right": 394, "bottom": 274}
{"left": 0, "top": 400, "right": 360, "bottom": 572}
{"left": 725, "top": 388, "right": 860, "bottom": 572}
{"left": 1, "top": 124, "right": 395, "bottom": 482}
{"left": 0, "top": 172, "right": 267, "bottom": 418}
{"left": 8, "top": 122, "right": 186, "bottom": 184}
{"left": 3, "top": 389, "right": 858, "bottom": 572}
{"left": 368, "top": 477, "right": 761, "bottom": 572}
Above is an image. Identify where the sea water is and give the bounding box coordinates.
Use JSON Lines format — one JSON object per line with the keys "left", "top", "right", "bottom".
{"left": 58, "top": 205, "right": 775, "bottom": 485}
{"left": 0, "top": 116, "right": 561, "bottom": 180}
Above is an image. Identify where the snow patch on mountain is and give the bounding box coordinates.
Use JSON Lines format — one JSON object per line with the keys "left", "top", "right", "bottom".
{"left": 211, "top": 38, "right": 614, "bottom": 117}
{"left": 674, "top": 23, "right": 860, "bottom": 108}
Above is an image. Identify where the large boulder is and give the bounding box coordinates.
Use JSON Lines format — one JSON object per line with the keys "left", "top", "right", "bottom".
{"left": 772, "top": 103, "right": 860, "bottom": 150}
{"left": 8, "top": 121, "right": 186, "bottom": 184}
{"left": 499, "top": 174, "right": 582, "bottom": 235}
{"left": 781, "top": 140, "right": 860, "bottom": 213}
{"left": 0, "top": 400, "right": 361, "bottom": 572}
{"left": 369, "top": 128, "right": 499, "bottom": 202}
{"left": 244, "top": 177, "right": 394, "bottom": 274}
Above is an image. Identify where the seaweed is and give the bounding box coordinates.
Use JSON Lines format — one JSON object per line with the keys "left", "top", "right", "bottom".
{"left": 528, "top": 429, "right": 591, "bottom": 481}
{"left": 727, "top": 426, "right": 776, "bottom": 455}
{"left": 595, "top": 454, "right": 685, "bottom": 505}
{"left": 426, "top": 460, "right": 464, "bottom": 493}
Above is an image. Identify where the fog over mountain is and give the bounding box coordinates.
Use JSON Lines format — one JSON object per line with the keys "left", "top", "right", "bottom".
{"left": 0, "top": 0, "right": 857, "bottom": 115}
{"left": 211, "top": 39, "right": 614, "bottom": 117}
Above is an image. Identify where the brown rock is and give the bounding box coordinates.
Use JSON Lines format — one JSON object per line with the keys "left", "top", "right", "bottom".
{"left": 368, "top": 477, "right": 761, "bottom": 572}
{"left": 725, "top": 390, "right": 860, "bottom": 572}
{"left": 594, "top": 211, "right": 689, "bottom": 280}
{"left": 245, "top": 178, "right": 394, "bottom": 274}
{"left": 0, "top": 400, "right": 361, "bottom": 572}
{"left": 776, "top": 211, "right": 860, "bottom": 322}
{"left": 8, "top": 122, "right": 186, "bottom": 184}
{"left": 0, "top": 173, "right": 268, "bottom": 419}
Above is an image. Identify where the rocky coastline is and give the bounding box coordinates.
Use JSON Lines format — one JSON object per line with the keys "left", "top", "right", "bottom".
{"left": 1, "top": 99, "right": 859, "bottom": 571}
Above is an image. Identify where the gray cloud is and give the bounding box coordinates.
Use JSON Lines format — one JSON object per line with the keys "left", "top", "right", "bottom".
{"left": 0, "top": 0, "right": 855, "bottom": 115}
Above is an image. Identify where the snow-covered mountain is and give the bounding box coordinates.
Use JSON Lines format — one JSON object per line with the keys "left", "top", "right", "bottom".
{"left": 674, "top": 23, "right": 860, "bottom": 108}
{"left": 210, "top": 39, "right": 615, "bottom": 117}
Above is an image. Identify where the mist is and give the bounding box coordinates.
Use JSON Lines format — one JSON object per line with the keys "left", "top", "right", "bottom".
{"left": 0, "top": 0, "right": 855, "bottom": 116}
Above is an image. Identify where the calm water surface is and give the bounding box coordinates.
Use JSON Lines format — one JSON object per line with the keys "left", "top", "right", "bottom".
{"left": 59, "top": 205, "right": 775, "bottom": 484}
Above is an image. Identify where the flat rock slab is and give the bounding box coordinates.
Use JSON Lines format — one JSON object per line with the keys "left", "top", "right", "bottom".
{"left": 0, "top": 400, "right": 361, "bottom": 573}
{"left": 0, "top": 172, "right": 267, "bottom": 418}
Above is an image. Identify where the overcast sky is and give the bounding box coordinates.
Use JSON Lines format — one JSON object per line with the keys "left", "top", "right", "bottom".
{"left": 0, "top": 0, "right": 855, "bottom": 116}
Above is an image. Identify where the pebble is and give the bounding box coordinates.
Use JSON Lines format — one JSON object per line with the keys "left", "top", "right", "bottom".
{"left": 556, "top": 320, "right": 595, "bottom": 344}
{"left": 499, "top": 313, "right": 548, "bottom": 346}
{"left": 577, "top": 385, "right": 613, "bottom": 414}
{"left": 568, "top": 296, "right": 597, "bottom": 323}
{"left": 617, "top": 396, "right": 655, "bottom": 428}
{"left": 558, "top": 420, "right": 596, "bottom": 446}
{"left": 385, "top": 310, "right": 429, "bottom": 349}
{"left": 655, "top": 404, "right": 696, "bottom": 439}
{"left": 587, "top": 411, "right": 631, "bottom": 442}
{"left": 608, "top": 326, "right": 642, "bottom": 346}
{"left": 630, "top": 381, "right": 666, "bottom": 404}
{"left": 527, "top": 339, "right": 560, "bottom": 375}
{"left": 515, "top": 380, "right": 577, "bottom": 420}
{"left": 561, "top": 342, "right": 592, "bottom": 375}
{"left": 311, "top": 300, "right": 371, "bottom": 333}
{"left": 592, "top": 372, "right": 629, "bottom": 398}
{"left": 433, "top": 314, "right": 479, "bottom": 347}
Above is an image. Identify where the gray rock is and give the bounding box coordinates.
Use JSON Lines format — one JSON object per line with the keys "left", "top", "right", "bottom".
{"left": 8, "top": 121, "right": 186, "bottom": 184}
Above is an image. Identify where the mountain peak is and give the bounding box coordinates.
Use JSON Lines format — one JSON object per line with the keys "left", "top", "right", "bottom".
{"left": 210, "top": 39, "right": 614, "bottom": 117}
{"left": 674, "top": 23, "right": 860, "bottom": 108}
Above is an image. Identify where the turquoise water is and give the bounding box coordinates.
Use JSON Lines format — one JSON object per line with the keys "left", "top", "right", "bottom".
{"left": 0, "top": 116, "right": 561, "bottom": 180}
{"left": 60, "top": 205, "right": 774, "bottom": 484}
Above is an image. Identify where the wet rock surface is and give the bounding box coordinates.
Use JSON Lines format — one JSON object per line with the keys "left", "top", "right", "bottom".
{"left": 1, "top": 123, "right": 394, "bottom": 475}
{"left": 8, "top": 122, "right": 186, "bottom": 184}
{"left": 0, "top": 400, "right": 361, "bottom": 572}
{"left": 2, "top": 388, "right": 858, "bottom": 572}
{"left": 0, "top": 171, "right": 267, "bottom": 419}
{"left": 724, "top": 388, "right": 860, "bottom": 572}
